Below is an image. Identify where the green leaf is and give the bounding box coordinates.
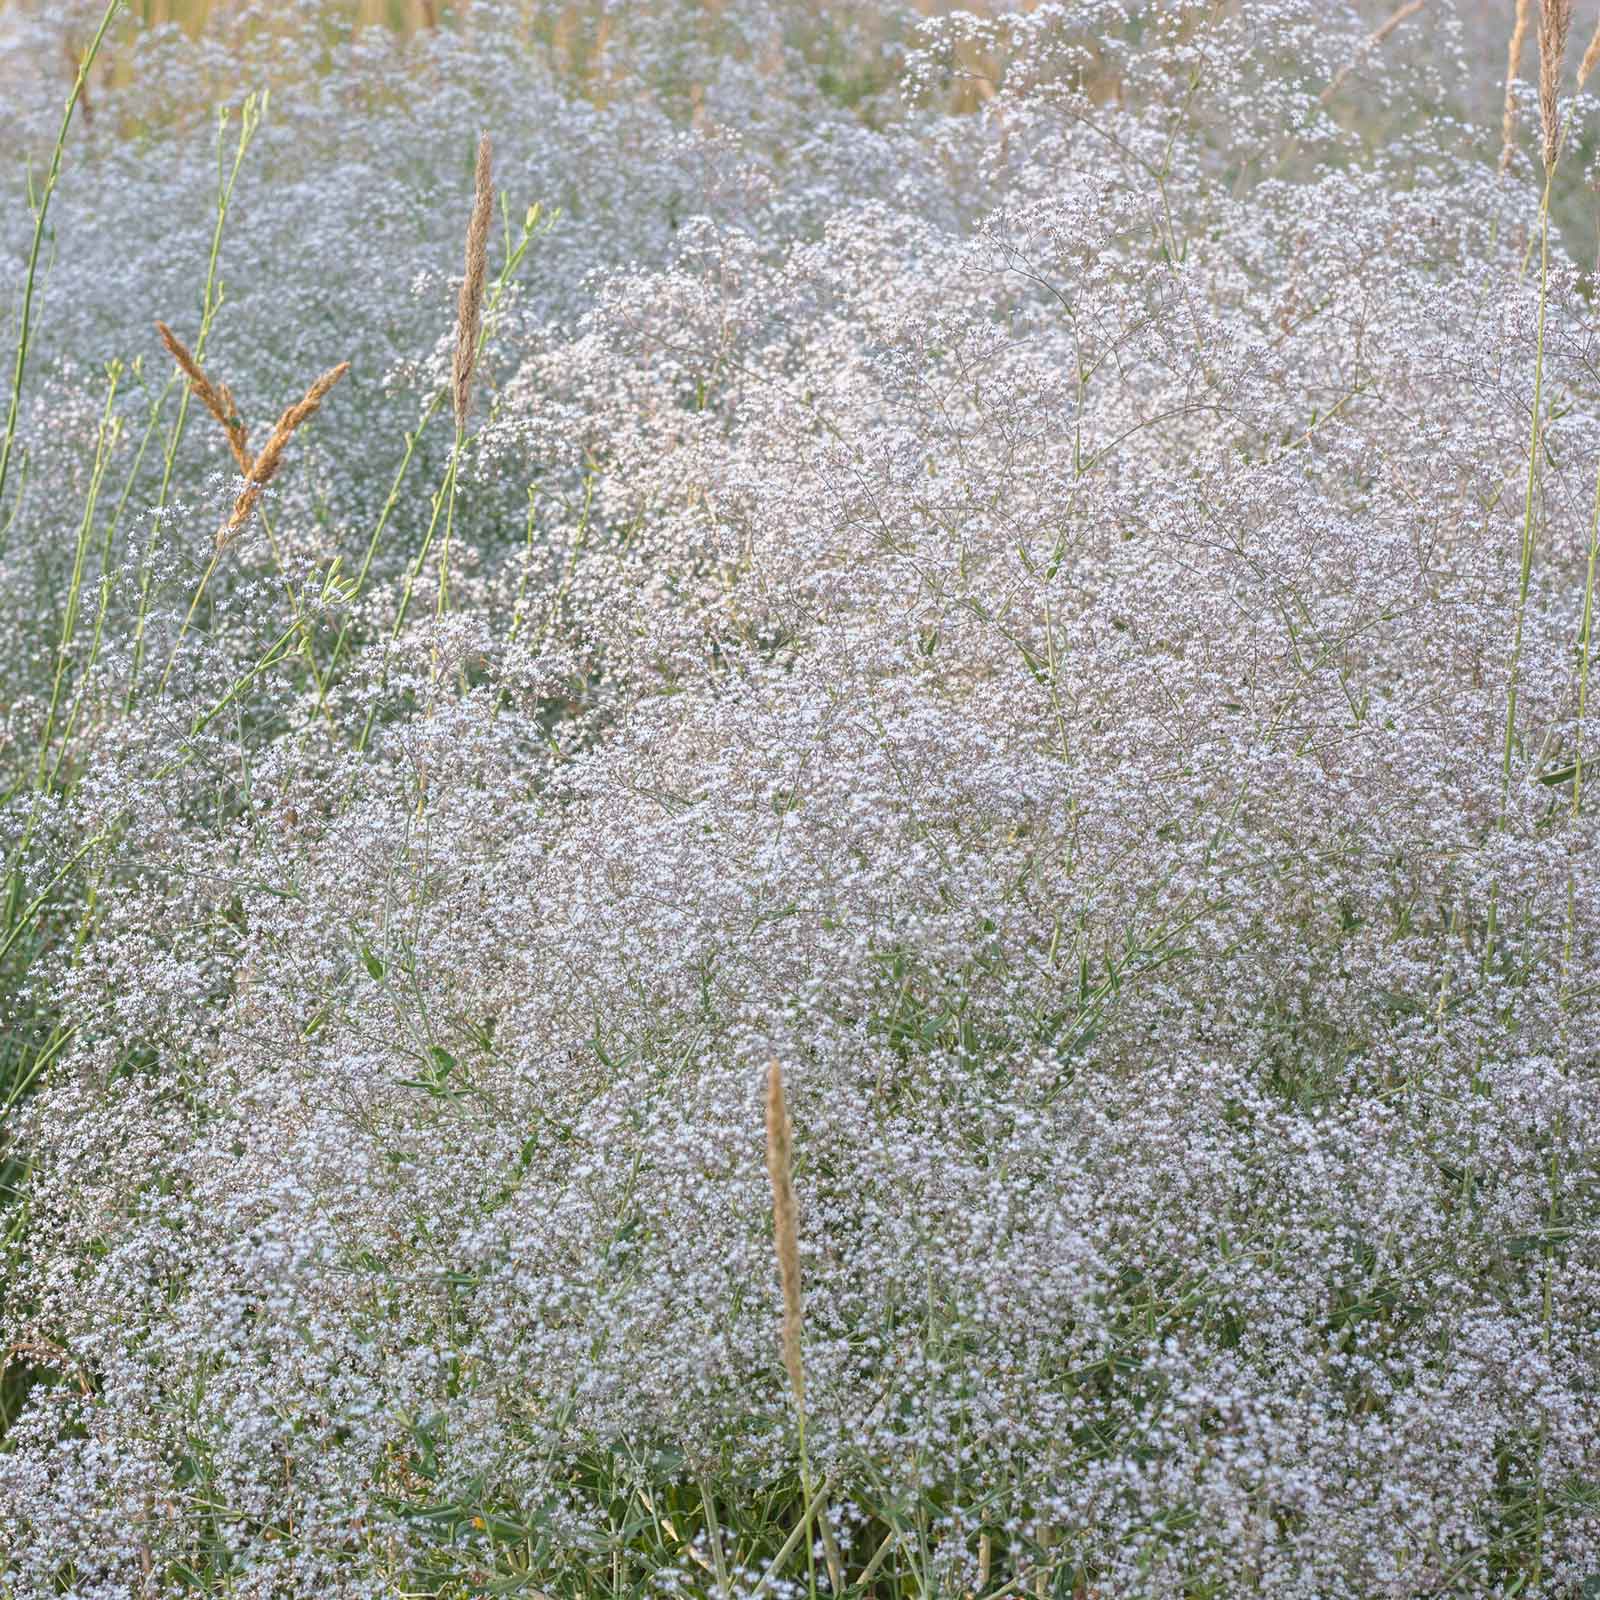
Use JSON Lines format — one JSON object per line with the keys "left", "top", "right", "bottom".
{"left": 1538, "top": 760, "right": 1588, "bottom": 787}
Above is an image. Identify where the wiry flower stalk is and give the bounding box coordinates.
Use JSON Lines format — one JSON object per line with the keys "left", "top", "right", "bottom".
{"left": 452, "top": 132, "right": 493, "bottom": 433}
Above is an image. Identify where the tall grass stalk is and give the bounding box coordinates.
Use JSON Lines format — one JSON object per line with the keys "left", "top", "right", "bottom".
{"left": 438, "top": 131, "right": 491, "bottom": 621}
{"left": 1486, "top": 169, "right": 1551, "bottom": 968}
{"left": 155, "top": 354, "right": 348, "bottom": 695}
{"left": 763, "top": 1060, "right": 813, "bottom": 1597}
{"left": 1576, "top": 457, "right": 1600, "bottom": 820}
{"left": 342, "top": 182, "right": 549, "bottom": 726}
{"left": 0, "top": 0, "right": 122, "bottom": 531}
{"left": 34, "top": 362, "right": 122, "bottom": 788}
{"left": 1501, "top": 0, "right": 1534, "bottom": 173}
{"left": 1, "top": 9, "right": 123, "bottom": 1291}
{"left": 366, "top": 194, "right": 547, "bottom": 750}
{"left": 763, "top": 1061, "right": 843, "bottom": 1598}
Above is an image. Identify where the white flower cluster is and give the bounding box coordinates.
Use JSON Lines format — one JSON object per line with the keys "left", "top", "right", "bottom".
{"left": 2, "top": 1, "right": 1598, "bottom": 1596}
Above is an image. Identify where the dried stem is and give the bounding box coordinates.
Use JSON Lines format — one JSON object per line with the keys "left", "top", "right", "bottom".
{"left": 764, "top": 1059, "right": 841, "bottom": 1594}
{"left": 1319, "top": 0, "right": 1427, "bottom": 105}
{"left": 4, "top": 1339, "right": 93, "bottom": 1397}
{"left": 765, "top": 1058, "right": 804, "bottom": 1412}
{"left": 1579, "top": 16, "right": 1600, "bottom": 87}
{"left": 64, "top": 41, "right": 94, "bottom": 127}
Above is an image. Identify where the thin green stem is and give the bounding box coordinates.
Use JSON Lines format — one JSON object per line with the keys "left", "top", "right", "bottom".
{"left": 392, "top": 449, "right": 456, "bottom": 645}
{"left": 34, "top": 362, "right": 122, "bottom": 787}
{"left": 1575, "top": 448, "right": 1600, "bottom": 819}
{"left": 436, "top": 424, "right": 467, "bottom": 620}
{"left": 1502, "top": 176, "right": 1553, "bottom": 801}
{"left": 156, "top": 536, "right": 230, "bottom": 696}
{"left": 0, "top": 0, "right": 122, "bottom": 527}
{"left": 696, "top": 1477, "right": 732, "bottom": 1600}
{"left": 796, "top": 1407, "right": 818, "bottom": 1600}
{"left": 750, "top": 1474, "right": 838, "bottom": 1599}
{"left": 1488, "top": 169, "right": 1555, "bottom": 971}
{"left": 0, "top": 836, "right": 108, "bottom": 973}
{"left": 128, "top": 92, "right": 265, "bottom": 703}
{"left": 316, "top": 387, "right": 449, "bottom": 703}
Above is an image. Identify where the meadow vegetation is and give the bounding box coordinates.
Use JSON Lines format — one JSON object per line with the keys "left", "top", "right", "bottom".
{"left": 2, "top": 0, "right": 1600, "bottom": 1594}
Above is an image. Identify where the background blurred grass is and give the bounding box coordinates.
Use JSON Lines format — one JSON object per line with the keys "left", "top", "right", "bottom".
{"left": 74, "top": 0, "right": 440, "bottom": 31}
{"left": 0, "top": 0, "right": 1039, "bottom": 135}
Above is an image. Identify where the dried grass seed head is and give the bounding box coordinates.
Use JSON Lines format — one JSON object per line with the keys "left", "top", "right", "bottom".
{"left": 1502, "top": 0, "right": 1534, "bottom": 171}
{"left": 222, "top": 359, "right": 349, "bottom": 542}
{"left": 155, "top": 319, "right": 250, "bottom": 472}
{"left": 1538, "top": 0, "right": 1573, "bottom": 171}
{"left": 1580, "top": 17, "right": 1600, "bottom": 88}
{"left": 452, "top": 131, "right": 493, "bottom": 431}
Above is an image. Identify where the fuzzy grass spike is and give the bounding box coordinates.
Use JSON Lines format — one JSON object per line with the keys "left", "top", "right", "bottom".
{"left": 222, "top": 360, "right": 349, "bottom": 544}
{"left": 1537, "top": 0, "right": 1573, "bottom": 172}
{"left": 155, "top": 320, "right": 250, "bottom": 472}
{"left": 452, "top": 132, "right": 493, "bottom": 431}
{"left": 1502, "top": 0, "right": 1534, "bottom": 170}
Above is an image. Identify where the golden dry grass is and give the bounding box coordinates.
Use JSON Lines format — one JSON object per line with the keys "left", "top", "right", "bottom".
{"left": 155, "top": 314, "right": 349, "bottom": 544}
{"left": 763, "top": 1059, "right": 804, "bottom": 1414}
{"left": 452, "top": 132, "right": 492, "bottom": 432}
{"left": 1502, "top": 0, "right": 1534, "bottom": 171}
{"left": 154, "top": 320, "right": 250, "bottom": 472}
{"left": 116, "top": 0, "right": 440, "bottom": 34}
{"left": 1581, "top": 17, "right": 1600, "bottom": 88}
{"left": 1537, "top": 0, "right": 1572, "bottom": 171}
{"left": 6, "top": 0, "right": 1055, "bottom": 124}
{"left": 223, "top": 359, "right": 349, "bottom": 542}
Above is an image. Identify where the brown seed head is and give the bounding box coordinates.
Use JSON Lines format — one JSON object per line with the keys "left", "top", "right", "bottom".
{"left": 222, "top": 360, "right": 349, "bottom": 544}
{"left": 155, "top": 320, "right": 250, "bottom": 472}
{"left": 452, "top": 132, "right": 493, "bottom": 432}
{"left": 1502, "top": 0, "right": 1534, "bottom": 172}
{"left": 1538, "top": 0, "right": 1573, "bottom": 172}
{"left": 764, "top": 1058, "right": 805, "bottom": 1412}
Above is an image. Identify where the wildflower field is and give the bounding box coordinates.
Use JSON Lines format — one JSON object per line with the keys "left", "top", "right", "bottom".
{"left": 2, "top": 0, "right": 1600, "bottom": 1594}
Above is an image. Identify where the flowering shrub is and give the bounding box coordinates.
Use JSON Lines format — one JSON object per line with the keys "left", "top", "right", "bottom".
{"left": 2, "top": 1, "right": 1600, "bottom": 1595}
